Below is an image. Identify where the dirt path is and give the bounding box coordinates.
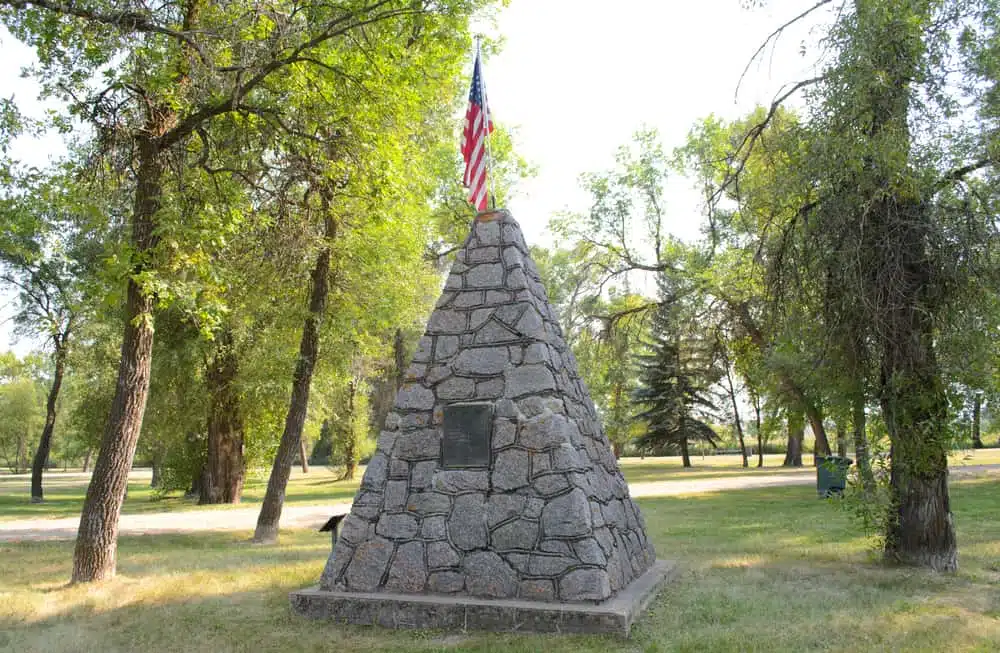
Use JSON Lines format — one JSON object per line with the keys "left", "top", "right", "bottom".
{"left": 2, "top": 465, "right": 996, "bottom": 543}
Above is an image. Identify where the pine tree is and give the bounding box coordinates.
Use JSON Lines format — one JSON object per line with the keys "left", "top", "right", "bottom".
{"left": 633, "top": 277, "right": 721, "bottom": 466}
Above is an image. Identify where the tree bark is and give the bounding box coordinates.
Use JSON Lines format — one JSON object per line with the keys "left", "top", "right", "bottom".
{"left": 835, "top": 418, "right": 847, "bottom": 457}
{"left": 783, "top": 410, "right": 804, "bottom": 467}
{"left": 723, "top": 359, "right": 748, "bottom": 467}
{"left": 805, "top": 402, "right": 831, "bottom": 462}
{"left": 31, "top": 343, "right": 67, "bottom": 502}
{"left": 299, "top": 438, "right": 309, "bottom": 474}
{"left": 852, "top": 392, "right": 875, "bottom": 494}
{"left": 342, "top": 376, "right": 359, "bottom": 481}
{"left": 253, "top": 214, "right": 334, "bottom": 543}
{"left": 82, "top": 449, "right": 91, "bottom": 473}
{"left": 878, "top": 198, "right": 957, "bottom": 571}
{"left": 394, "top": 328, "right": 407, "bottom": 388}
{"left": 71, "top": 128, "right": 165, "bottom": 583}
{"left": 680, "top": 437, "right": 691, "bottom": 468}
{"left": 201, "top": 328, "right": 245, "bottom": 504}
{"left": 752, "top": 390, "right": 764, "bottom": 468}
{"left": 971, "top": 394, "right": 983, "bottom": 449}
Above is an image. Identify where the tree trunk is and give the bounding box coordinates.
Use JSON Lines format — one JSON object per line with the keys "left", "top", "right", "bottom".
{"left": 877, "top": 199, "right": 957, "bottom": 571}
{"left": 253, "top": 215, "right": 334, "bottom": 544}
{"left": 805, "top": 402, "right": 831, "bottom": 463}
{"left": 852, "top": 393, "right": 875, "bottom": 494}
{"left": 342, "top": 376, "right": 359, "bottom": 481}
{"left": 783, "top": 410, "right": 804, "bottom": 467}
{"left": 150, "top": 462, "right": 161, "bottom": 489}
{"left": 299, "top": 438, "right": 309, "bottom": 474}
{"left": 971, "top": 394, "right": 983, "bottom": 449}
{"left": 835, "top": 418, "right": 848, "bottom": 458}
{"left": 723, "top": 360, "right": 748, "bottom": 467}
{"left": 201, "top": 328, "right": 245, "bottom": 504}
{"left": 394, "top": 327, "right": 407, "bottom": 388}
{"left": 680, "top": 437, "right": 691, "bottom": 468}
{"left": 753, "top": 391, "right": 764, "bottom": 468}
{"left": 848, "top": 0, "right": 957, "bottom": 570}
{"left": 71, "top": 130, "right": 165, "bottom": 584}
{"left": 82, "top": 449, "right": 91, "bottom": 473}
{"left": 31, "top": 343, "right": 68, "bottom": 503}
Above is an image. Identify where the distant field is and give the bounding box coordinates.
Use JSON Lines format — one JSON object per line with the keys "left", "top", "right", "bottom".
{"left": 2, "top": 448, "right": 997, "bottom": 521}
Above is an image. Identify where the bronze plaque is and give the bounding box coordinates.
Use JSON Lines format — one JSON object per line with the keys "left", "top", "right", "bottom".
{"left": 442, "top": 403, "right": 493, "bottom": 469}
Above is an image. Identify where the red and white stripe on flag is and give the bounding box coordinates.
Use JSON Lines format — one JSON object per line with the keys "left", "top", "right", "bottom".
{"left": 461, "top": 51, "right": 493, "bottom": 211}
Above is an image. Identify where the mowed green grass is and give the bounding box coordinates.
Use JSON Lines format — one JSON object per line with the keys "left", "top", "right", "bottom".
{"left": 3, "top": 448, "right": 997, "bottom": 521}
{"left": 1, "top": 474, "right": 998, "bottom": 652}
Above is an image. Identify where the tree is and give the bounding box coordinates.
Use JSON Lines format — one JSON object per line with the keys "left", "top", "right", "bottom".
{"left": 727, "top": 0, "right": 1000, "bottom": 569}
{"left": 633, "top": 276, "right": 721, "bottom": 466}
{"left": 1, "top": 0, "right": 495, "bottom": 582}
{"left": 0, "top": 167, "right": 93, "bottom": 500}
{"left": 676, "top": 109, "right": 835, "bottom": 464}
{"left": 532, "top": 243, "right": 650, "bottom": 456}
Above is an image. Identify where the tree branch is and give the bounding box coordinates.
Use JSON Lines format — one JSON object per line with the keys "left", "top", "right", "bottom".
{"left": 161, "top": 1, "right": 419, "bottom": 148}
{"left": 736, "top": 0, "right": 834, "bottom": 100}
{"left": 713, "top": 76, "right": 824, "bottom": 206}
{"left": 0, "top": 0, "right": 209, "bottom": 63}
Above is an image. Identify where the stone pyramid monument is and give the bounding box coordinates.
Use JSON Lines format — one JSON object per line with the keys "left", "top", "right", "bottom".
{"left": 293, "top": 210, "right": 666, "bottom": 634}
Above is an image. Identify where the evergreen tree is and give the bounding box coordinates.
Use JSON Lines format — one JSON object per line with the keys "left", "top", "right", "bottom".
{"left": 633, "top": 276, "right": 721, "bottom": 467}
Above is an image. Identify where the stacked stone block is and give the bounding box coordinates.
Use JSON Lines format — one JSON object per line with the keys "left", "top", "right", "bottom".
{"left": 319, "top": 210, "right": 655, "bottom": 603}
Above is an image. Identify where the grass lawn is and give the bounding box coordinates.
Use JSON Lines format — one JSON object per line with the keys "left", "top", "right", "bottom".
{"left": 3, "top": 448, "right": 997, "bottom": 521}
{"left": 1, "top": 473, "right": 998, "bottom": 652}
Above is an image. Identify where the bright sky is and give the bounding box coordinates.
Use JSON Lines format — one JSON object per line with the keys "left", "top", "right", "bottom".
{"left": 0, "top": 0, "right": 830, "bottom": 354}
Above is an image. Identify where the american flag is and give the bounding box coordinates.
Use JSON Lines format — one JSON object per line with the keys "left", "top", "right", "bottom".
{"left": 461, "top": 48, "right": 494, "bottom": 211}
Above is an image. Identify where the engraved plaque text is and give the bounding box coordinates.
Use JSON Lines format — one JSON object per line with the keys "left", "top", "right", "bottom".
{"left": 442, "top": 403, "right": 493, "bottom": 469}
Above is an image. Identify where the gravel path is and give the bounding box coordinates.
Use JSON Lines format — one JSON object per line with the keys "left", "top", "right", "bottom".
{"left": 2, "top": 465, "right": 996, "bottom": 543}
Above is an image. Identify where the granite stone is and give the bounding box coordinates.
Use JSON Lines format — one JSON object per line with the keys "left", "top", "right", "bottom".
{"left": 449, "top": 493, "right": 487, "bottom": 551}
{"left": 385, "top": 542, "right": 426, "bottom": 593}
{"left": 542, "top": 489, "right": 592, "bottom": 538}
{"left": 344, "top": 537, "right": 394, "bottom": 591}
{"left": 486, "top": 494, "right": 527, "bottom": 528}
{"left": 376, "top": 513, "right": 419, "bottom": 540}
{"left": 433, "top": 470, "right": 489, "bottom": 493}
{"left": 453, "top": 347, "right": 508, "bottom": 375}
{"left": 491, "top": 448, "right": 529, "bottom": 491}
{"left": 560, "top": 568, "right": 612, "bottom": 602}
{"left": 394, "top": 429, "right": 439, "bottom": 461}
{"left": 428, "top": 541, "right": 461, "bottom": 568}
{"left": 463, "top": 551, "right": 518, "bottom": 598}
{"left": 396, "top": 384, "right": 435, "bottom": 411}
{"left": 491, "top": 518, "right": 539, "bottom": 551}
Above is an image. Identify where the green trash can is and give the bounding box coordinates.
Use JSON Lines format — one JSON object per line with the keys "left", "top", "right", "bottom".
{"left": 816, "top": 455, "right": 853, "bottom": 497}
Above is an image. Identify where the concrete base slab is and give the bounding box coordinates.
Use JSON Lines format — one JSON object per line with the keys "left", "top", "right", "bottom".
{"left": 290, "top": 559, "right": 677, "bottom": 637}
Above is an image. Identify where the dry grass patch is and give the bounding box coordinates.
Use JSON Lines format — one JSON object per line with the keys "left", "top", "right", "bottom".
{"left": 2, "top": 477, "right": 999, "bottom": 652}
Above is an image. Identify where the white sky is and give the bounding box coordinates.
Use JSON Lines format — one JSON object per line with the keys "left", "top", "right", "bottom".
{"left": 1, "top": 0, "right": 830, "bottom": 354}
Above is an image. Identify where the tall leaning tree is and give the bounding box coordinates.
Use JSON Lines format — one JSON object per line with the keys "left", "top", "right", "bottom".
{"left": 0, "top": 0, "right": 480, "bottom": 583}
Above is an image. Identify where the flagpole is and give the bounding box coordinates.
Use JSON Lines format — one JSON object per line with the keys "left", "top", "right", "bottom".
{"left": 476, "top": 35, "right": 497, "bottom": 210}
